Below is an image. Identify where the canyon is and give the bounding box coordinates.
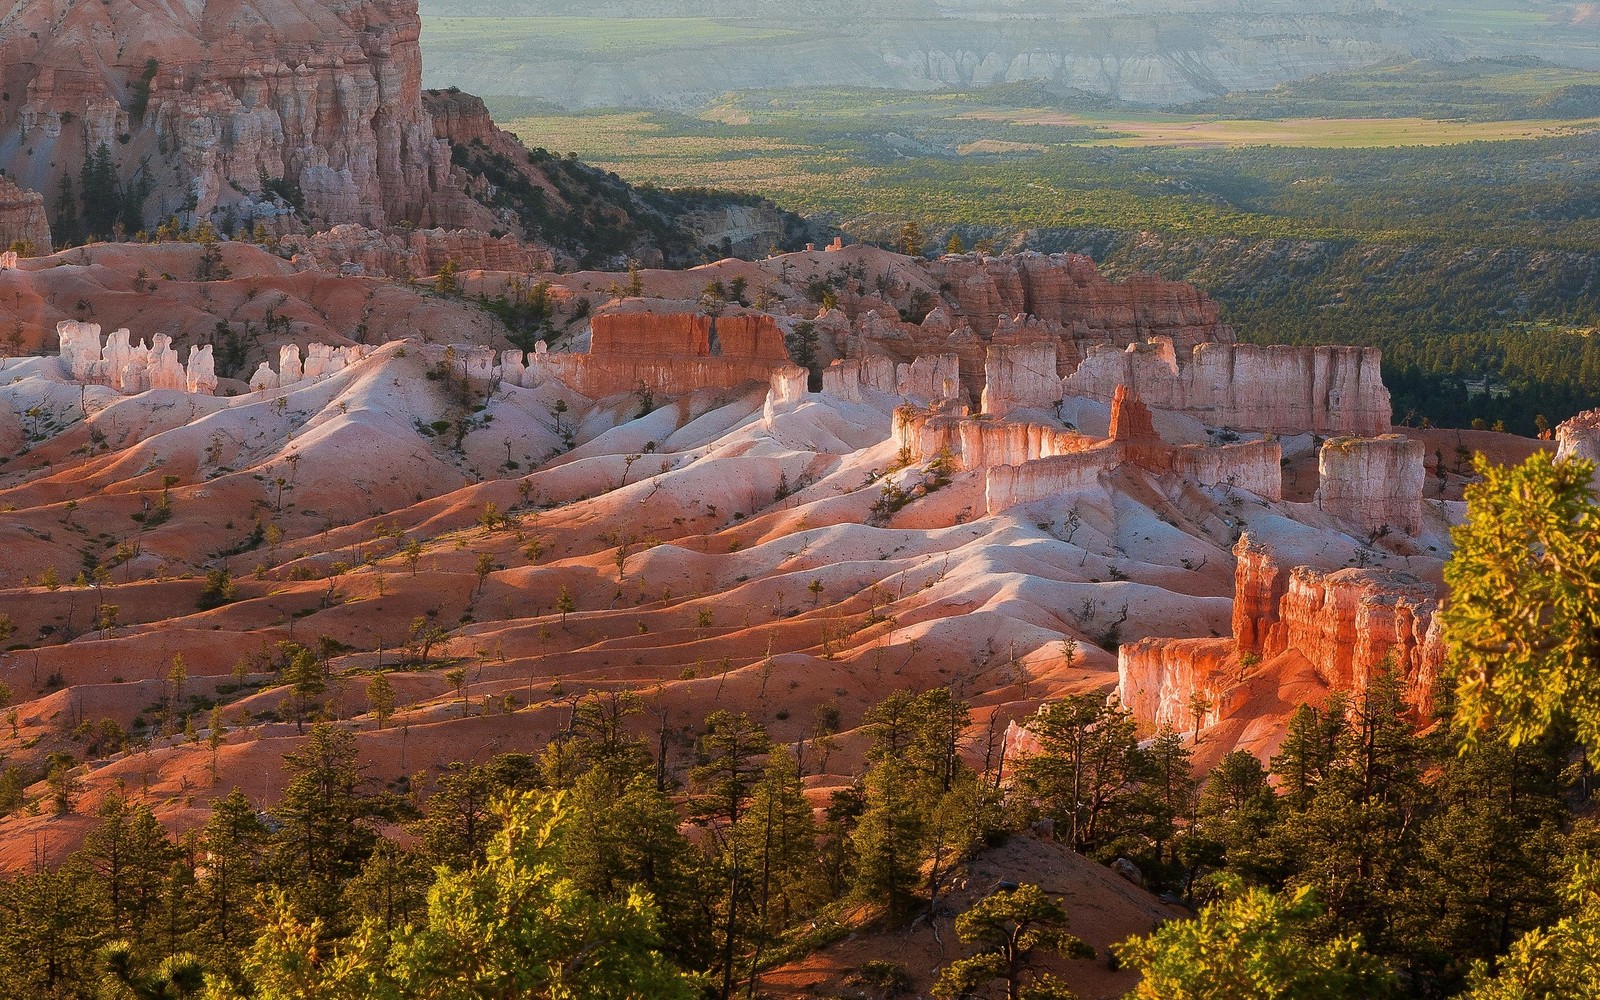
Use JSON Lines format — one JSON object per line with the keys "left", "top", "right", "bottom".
{"left": 0, "top": 236, "right": 1497, "bottom": 840}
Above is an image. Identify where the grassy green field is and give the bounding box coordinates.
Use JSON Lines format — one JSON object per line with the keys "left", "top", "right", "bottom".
{"left": 422, "top": 16, "right": 801, "bottom": 57}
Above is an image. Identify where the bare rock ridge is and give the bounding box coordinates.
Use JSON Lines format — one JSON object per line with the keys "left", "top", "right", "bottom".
{"left": 0, "top": 0, "right": 793, "bottom": 265}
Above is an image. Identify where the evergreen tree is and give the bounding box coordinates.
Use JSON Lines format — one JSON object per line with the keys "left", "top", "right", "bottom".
{"left": 268, "top": 725, "right": 398, "bottom": 929}
{"left": 1444, "top": 452, "right": 1600, "bottom": 760}
{"left": 734, "top": 749, "right": 820, "bottom": 990}
{"left": 386, "top": 790, "right": 699, "bottom": 999}
{"left": 1014, "top": 695, "right": 1146, "bottom": 856}
{"left": 688, "top": 710, "right": 771, "bottom": 999}
{"left": 1115, "top": 879, "right": 1395, "bottom": 999}
{"left": 933, "top": 884, "right": 1093, "bottom": 1000}
{"left": 84, "top": 791, "right": 180, "bottom": 944}
{"left": 850, "top": 757, "right": 928, "bottom": 920}
{"left": 281, "top": 645, "right": 324, "bottom": 735}
{"left": 192, "top": 789, "right": 268, "bottom": 970}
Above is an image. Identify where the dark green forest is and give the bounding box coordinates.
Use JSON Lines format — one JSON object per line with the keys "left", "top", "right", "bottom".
{"left": 2, "top": 675, "right": 1596, "bottom": 998}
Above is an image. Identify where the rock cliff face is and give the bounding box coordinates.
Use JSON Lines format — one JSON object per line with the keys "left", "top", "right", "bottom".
{"left": 1119, "top": 534, "right": 1445, "bottom": 733}
{"left": 0, "top": 177, "right": 51, "bottom": 254}
{"left": 1, "top": 0, "right": 463, "bottom": 231}
{"left": 1316, "top": 435, "right": 1427, "bottom": 539}
{"left": 591, "top": 304, "right": 790, "bottom": 367}
{"left": 0, "top": 0, "right": 797, "bottom": 266}
{"left": 520, "top": 302, "right": 792, "bottom": 399}
{"left": 929, "top": 254, "right": 1232, "bottom": 351}
{"left": 1063, "top": 340, "right": 1391, "bottom": 437}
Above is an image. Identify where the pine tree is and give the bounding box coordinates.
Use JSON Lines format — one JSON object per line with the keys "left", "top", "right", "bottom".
{"left": 934, "top": 884, "right": 1093, "bottom": 1000}
{"left": 193, "top": 789, "right": 269, "bottom": 967}
{"left": 1444, "top": 452, "right": 1600, "bottom": 760}
{"left": 282, "top": 645, "right": 325, "bottom": 735}
{"left": 366, "top": 672, "right": 395, "bottom": 731}
{"left": 1115, "top": 879, "right": 1394, "bottom": 999}
{"left": 268, "top": 725, "right": 395, "bottom": 929}
{"left": 735, "top": 749, "right": 820, "bottom": 989}
{"left": 689, "top": 711, "right": 772, "bottom": 1000}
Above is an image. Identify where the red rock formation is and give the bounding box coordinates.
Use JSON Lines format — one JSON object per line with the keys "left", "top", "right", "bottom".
{"left": 1117, "top": 637, "right": 1241, "bottom": 733}
{"left": 590, "top": 306, "right": 789, "bottom": 367}
{"left": 525, "top": 303, "right": 791, "bottom": 400}
{"left": 1232, "top": 535, "right": 1290, "bottom": 654}
{"left": 1109, "top": 385, "right": 1159, "bottom": 443}
{"left": 1120, "top": 534, "right": 1445, "bottom": 732}
{"left": 0, "top": 0, "right": 488, "bottom": 232}
{"left": 0, "top": 177, "right": 51, "bottom": 254}
{"left": 928, "top": 252, "right": 1232, "bottom": 351}
{"left": 287, "top": 225, "right": 554, "bottom": 279}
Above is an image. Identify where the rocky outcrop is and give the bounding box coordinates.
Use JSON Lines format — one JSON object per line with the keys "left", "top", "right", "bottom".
{"left": 57, "top": 321, "right": 215, "bottom": 396}
{"left": 981, "top": 387, "right": 1282, "bottom": 514}
{"left": 590, "top": 304, "right": 790, "bottom": 367}
{"left": 821, "top": 354, "right": 962, "bottom": 406}
{"left": 1119, "top": 534, "right": 1445, "bottom": 732}
{"left": 1316, "top": 436, "right": 1426, "bottom": 538}
{"left": 0, "top": 177, "right": 50, "bottom": 254}
{"left": 895, "top": 408, "right": 1098, "bottom": 470}
{"left": 0, "top": 0, "right": 473, "bottom": 232}
{"left": 931, "top": 253, "right": 1232, "bottom": 350}
{"left": 1117, "top": 637, "right": 1241, "bottom": 734}
{"left": 1557, "top": 408, "right": 1600, "bottom": 488}
{"left": 983, "top": 343, "right": 1062, "bottom": 418}
{"left": 287, "top": 225, "right": 554, "bottom": 279}
{"left": 1063, "top": 340, "right": 1391, "bottom": 437}
{"left": 520, "top": 304, "right": 792, "bottom": 400}
{"left": 1273, "top": 562, "right": 1441, "bottom": 704}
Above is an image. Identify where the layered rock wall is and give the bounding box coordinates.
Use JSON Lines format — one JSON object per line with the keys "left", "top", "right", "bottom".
{"left": 982, "top": 343, "right": 1061, "bottom": 418}
{"left": 0, "top": 0, "right": 491, "bottom": 233}
{"left": 986, "top": 452, "right": 1115, "bottom": 513}
{"left": 1119, "top": 534, "right": 1445, "bottom": 733}
{"left": 1316, "top": 435, "right": 1426, "bottom": 538}
{"left": 590, "top": 308, "right": 790, "bottom": 367}
{"left": 1117, "top": 637, "right": 1243, "bottom": 733}
{"left": 927, "top": 252, "right": 1232, "bottom": 349}
{"left": 1063, "top": 340, "right": 1391, "bottom": 436}
{"left": 820, "top": 354, "right": 962, "bottom": 405}
{"left": 894, "top": 409, "right": 1096, "bottom": 470}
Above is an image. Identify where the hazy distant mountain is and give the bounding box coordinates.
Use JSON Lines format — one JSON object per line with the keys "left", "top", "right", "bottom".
{"left": 419, "top": 2, "right": 1453, "bottom": 108}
